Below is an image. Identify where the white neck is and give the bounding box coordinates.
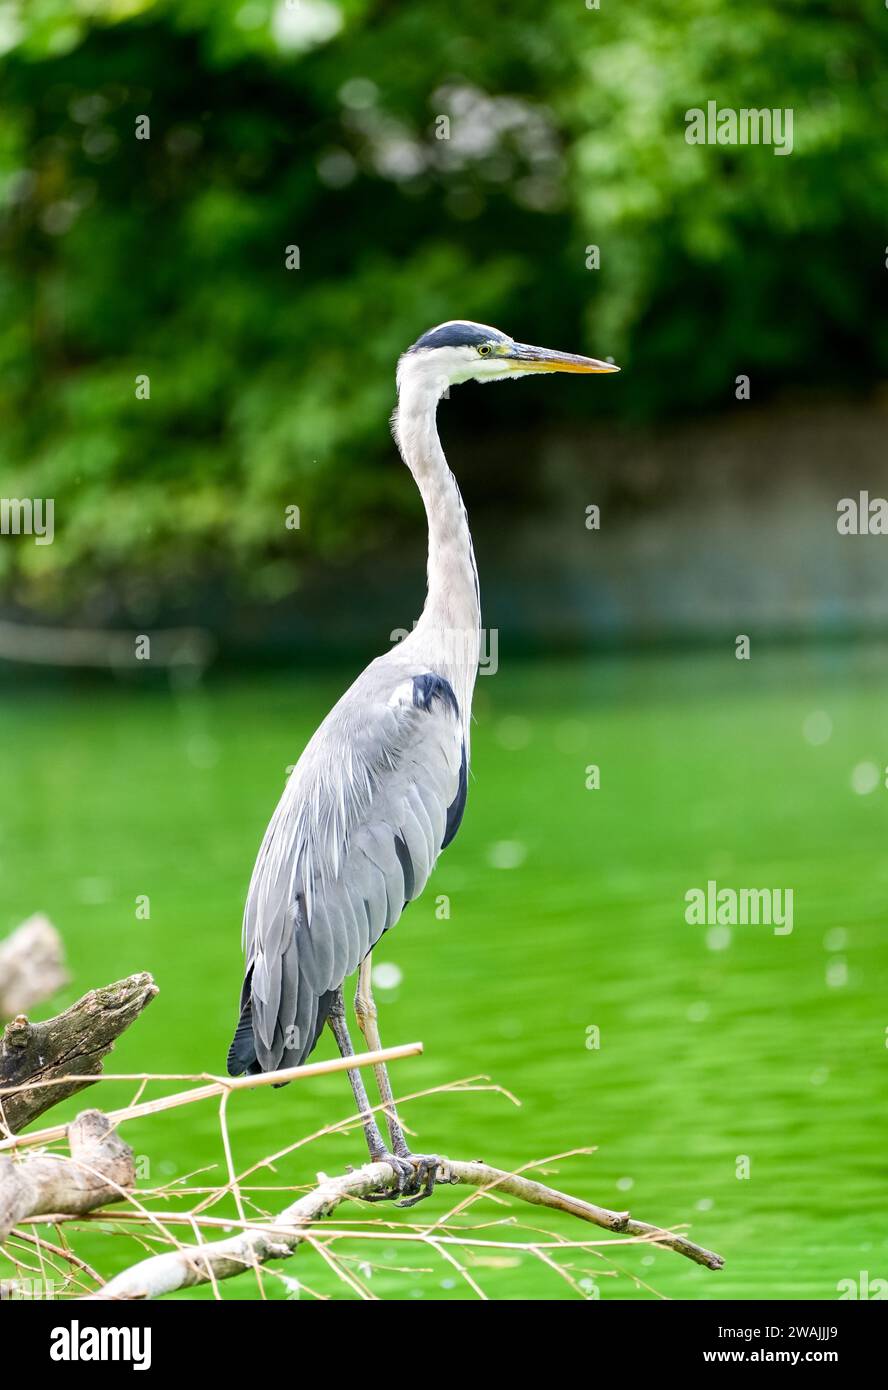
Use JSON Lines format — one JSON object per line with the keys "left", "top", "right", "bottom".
{"left": 392, "top": 361, "right": 481, "bottom": 738}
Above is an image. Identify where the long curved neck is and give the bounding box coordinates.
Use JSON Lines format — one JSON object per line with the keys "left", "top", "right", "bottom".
{"left": 393, "top": 365, "right": 481, "bottom": 731}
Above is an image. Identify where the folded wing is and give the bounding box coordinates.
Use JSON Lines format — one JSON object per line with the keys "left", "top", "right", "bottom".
{"left": 227, "top": 664, "right": 466, "bottom": 1074}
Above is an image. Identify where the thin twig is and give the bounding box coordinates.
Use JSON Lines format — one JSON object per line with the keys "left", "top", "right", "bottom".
{"left": 0, "top": 1043, "right": 423, "bottom": 1153}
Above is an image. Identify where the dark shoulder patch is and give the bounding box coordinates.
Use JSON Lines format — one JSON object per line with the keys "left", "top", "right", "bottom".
{"left": 412, "top": 672, "right": 459, "bottom": 719}
{"left": 410, "top": 322, "right": 507, "bottom": 353}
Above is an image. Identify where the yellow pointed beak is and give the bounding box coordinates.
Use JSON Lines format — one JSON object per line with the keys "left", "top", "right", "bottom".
{"left": 504, "top": 343, "right": 620, "bottom": 374}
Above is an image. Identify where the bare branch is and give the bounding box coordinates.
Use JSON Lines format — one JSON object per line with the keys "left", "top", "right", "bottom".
{"left": 88, "top": 1157, "right": 723, "bottom": 1300}
{"left": 0, "top": 1053, "right": 724, "bottom": 1300}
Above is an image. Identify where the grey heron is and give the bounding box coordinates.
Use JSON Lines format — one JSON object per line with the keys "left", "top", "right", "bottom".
{"left": 227, "top": 321, "right": 618, "bottom": 1203}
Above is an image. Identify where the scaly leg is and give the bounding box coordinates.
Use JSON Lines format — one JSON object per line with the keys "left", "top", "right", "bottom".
{"left": 326, "top": 988, "right": 415, "bottom": 1197}
{"left": 353, "top": 955, "right": 441, "bottom": 1206}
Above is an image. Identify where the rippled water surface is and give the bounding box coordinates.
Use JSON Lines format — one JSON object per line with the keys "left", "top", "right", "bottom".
{"left": 3, "top": 649, "right": 886, "bottom": 1299}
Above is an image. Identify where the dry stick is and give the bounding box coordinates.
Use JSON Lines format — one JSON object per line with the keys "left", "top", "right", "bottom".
{"left": 426, "top": 1145, "right": 595, "bottom": 1231}
{"left": 15, "top": 1211, "right": 635, "bottom": 1245}
{"left": 88, "top": 1158, "right": 723, "bottom": 1300}
{"left": 0, "top": 1043, "right": 424, "bottom": 1154}
{"left": 9, "top": 1227, "right": 104, "bottom": 1290}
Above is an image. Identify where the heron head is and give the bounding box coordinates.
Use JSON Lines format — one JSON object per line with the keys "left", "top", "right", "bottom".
{"left": 399, "top": 320, "right": 619, "bottom": 393}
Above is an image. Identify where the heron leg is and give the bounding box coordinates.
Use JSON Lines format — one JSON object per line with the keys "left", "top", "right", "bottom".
{"left": 354, "top": 955, "right": 410, "bottom": 1156}
{"left": 326, "top": 988, "right": 415, "bottom": 1196}
{"left": 353, "top": 955, "right": 442, "bottom": 1207}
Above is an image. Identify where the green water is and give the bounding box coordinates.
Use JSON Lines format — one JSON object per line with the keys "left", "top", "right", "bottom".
{"left": 2, "top": 649, "right": 887, "bottom": 1301}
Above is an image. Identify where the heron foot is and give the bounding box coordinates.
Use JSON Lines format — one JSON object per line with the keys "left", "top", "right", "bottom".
{"left": 364, "top": 1151, "right": 445, "bottom": 1207}
{"left": 393, "top": 1153, "right": 442, "bottom": 1208}
{"left": 362, "top": 1151, "right": 415, "bottom": 1202}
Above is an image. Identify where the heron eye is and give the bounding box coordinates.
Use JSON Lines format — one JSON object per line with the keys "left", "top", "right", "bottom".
{"left": 477, "top": 344, "right": 492, "bottom": 356}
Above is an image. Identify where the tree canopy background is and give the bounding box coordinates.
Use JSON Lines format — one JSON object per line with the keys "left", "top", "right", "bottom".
{"left": 1, "top": 0, "right": 885, "bottom": 616}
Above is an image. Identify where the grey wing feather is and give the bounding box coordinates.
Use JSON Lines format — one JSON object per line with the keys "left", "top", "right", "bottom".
{"left": 228, "top": 658, "right": 465, "bottom": 1075}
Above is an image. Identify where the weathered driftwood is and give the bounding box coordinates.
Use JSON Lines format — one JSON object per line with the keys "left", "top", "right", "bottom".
{"left": 89, "top": 1157, "right": 723, "bottom": 1300}
{"left": 0, "top": 1109, "right": 134, "bottom": 1242}
{"left": 0, "top": 914, "right": 68, "bottom": 1019}
{"left": 0, "top": 973, "right": 157, "bottom": 1135}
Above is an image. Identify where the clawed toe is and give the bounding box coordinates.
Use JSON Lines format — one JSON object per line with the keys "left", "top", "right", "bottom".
{"left": 363, "top": 1151, "right": 415, "bottom": 1201}
{"left": 363, "top": 1152, "right": 443, "bottom": 1206}
{"left": 394, "top": 1153, "right": 441, "bottom": 1207}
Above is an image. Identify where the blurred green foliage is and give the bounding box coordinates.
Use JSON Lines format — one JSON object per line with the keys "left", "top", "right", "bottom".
{"left": 1, "top": 0, "right": 886, "bottom": 606}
